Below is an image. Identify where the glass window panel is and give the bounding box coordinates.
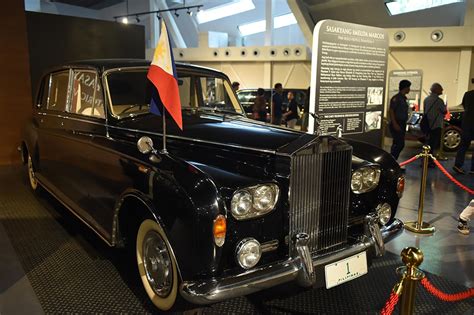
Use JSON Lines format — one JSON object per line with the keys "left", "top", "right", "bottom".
{"left": 47, "top": 71, "right": 69, "bottom": 112}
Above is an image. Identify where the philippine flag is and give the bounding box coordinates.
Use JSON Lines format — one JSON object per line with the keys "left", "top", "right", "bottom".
{"left": 147, "top": 20, "right": 183, "bottom": 130}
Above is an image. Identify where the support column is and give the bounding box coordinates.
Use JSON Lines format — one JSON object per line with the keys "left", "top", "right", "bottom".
{"left": 287, "top": 0, "right": 313, "bottom": 48}
{"left": 155, "top": 0, "right": 187, "bottom": 48}
{"left": 264, "top": 0, "right": 273, "bottom": 46}
{"left": 263, "top": 62, "right": 272, "bottom": 88}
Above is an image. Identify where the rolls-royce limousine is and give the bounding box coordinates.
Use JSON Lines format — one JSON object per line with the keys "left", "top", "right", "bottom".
{"left": 21, "top": 60, "right": 404, "bottom": 311}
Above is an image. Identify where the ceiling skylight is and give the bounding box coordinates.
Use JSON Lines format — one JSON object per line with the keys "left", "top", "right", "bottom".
{"left": 238, "top": 13, "right": 297, "bottom": 37}
{"left": 385, "top": 0, "right": 463, "bottom": 16}
{"left": 196, "top": 0, "right": 255, "bottom": 24}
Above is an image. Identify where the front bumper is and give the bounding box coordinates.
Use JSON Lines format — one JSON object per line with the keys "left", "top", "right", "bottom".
{"left": 180, "top": 218, "right": 404, "bottom": 304}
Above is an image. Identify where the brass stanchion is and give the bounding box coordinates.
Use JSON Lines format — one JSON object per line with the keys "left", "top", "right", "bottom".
{"left": 405, "top": 145, "right": 436, "bottom": 234}
{"left": 397, "top": 247, "right": 425, "bottom": 314}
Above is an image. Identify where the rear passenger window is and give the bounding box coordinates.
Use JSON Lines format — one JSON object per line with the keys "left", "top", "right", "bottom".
{"left": 70, "top": 70, "right": 105, "bottom": 118}
{"left": 47, "top": 71, "right": 70, "bottom": 112}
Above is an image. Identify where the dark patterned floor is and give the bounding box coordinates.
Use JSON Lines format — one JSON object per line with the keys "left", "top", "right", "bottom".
{"left": 0, "top": 165, "right": 473, "bottom": 314}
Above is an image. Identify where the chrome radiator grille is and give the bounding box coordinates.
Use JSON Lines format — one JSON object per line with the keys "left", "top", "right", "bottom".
{"left": 289, "top": 138, "right": 352, "bottom": 254}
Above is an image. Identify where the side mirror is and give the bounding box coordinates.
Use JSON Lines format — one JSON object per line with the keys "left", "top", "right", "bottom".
{"left": 137, "top": 136, "right": 156, "bottom": 155}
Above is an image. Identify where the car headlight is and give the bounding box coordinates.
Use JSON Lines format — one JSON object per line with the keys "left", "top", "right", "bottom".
{"left": 351, "top": 166, "right": 381, "bottom": 194}
{"left": 231, "top": 184, "right": 279, "bottom": 220}
{"left": 376, "top": 203, "right": 392, "bottom": 225}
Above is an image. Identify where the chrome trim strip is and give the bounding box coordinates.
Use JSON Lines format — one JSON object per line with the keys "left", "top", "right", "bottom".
{"left": 381, "top": 218, "right": 404, "bottom": 242}
{"left": 107, "top": 125, "right": 279, "bottom": 155}
{"left": 261, "top": 240, "right": 279, "bottom": 253}
{"left": 34, "top": 111, "right": 105, "bottom": 126}
{"left": 35, "top": 175, "right": 113, "bottom": 247}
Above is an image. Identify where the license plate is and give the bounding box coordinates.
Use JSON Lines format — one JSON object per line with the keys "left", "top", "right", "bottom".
{"left": 324, "top": 251, "right": 367, "bottom": 289}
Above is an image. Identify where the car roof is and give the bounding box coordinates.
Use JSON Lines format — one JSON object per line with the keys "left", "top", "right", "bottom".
{"left": 46, "top": 59, "right": 224, "bottom": 76}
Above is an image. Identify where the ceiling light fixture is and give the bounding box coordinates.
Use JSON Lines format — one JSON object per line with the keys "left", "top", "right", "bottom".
{"left": 197, "top": 0, "right": 255, "bottom": 24}
{"left": 384, "top": 0, "right": 462, "bottom": 16}
{"left": 113, "top": 4, "right": 202, "bottom": 24}
{"left": 238, "top": 13, "right": 297, "bottom": 37}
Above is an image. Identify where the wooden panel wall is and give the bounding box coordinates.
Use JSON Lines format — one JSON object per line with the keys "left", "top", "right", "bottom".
{"left": 0, "top": 2, "right": 32, "bottom": 165}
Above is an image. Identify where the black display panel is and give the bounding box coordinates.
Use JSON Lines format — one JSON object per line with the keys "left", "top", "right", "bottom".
{"left": 26, "top": 11, "right": 145, "bottom": 97}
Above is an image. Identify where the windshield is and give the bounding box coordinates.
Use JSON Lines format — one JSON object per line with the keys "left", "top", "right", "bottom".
{"left": 105, "top": 68, "right": 244, "bottom": 119}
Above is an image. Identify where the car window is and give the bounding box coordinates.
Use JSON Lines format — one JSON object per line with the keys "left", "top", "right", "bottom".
{"left": 107, "top": 70, "right": 153, "bottom": 118}
{"left": 70, "top": 70, "right": 105, "bottom": 118}
{"left": 37, "top": 75, "right": 49, "bottom": 108}
{"left": 199, "top": 77, "right": 241, "bottom": 112}
{"left": 105, "top": 68, "right": 244, "bottom": 119}
{"left": 47, "top": 71, "right": 70, "bottom": 112}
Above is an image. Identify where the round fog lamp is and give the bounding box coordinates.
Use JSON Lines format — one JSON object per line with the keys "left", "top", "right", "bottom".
{"left": 376, "top": 203, "right": 392, "bottom": 225}
{"left": 236, "top": 238, "right": 261, "bottom": 269}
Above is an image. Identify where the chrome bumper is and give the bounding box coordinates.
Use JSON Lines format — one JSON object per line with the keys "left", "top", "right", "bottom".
{"left": 180, "top": 218, "right": 404, "bottom": 305}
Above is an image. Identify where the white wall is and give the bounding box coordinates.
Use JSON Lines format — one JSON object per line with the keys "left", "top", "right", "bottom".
{"left": 193, "top": 61, "right": 311, "bottom": 89}
{"left": 388, "top": 48, "right": 463, "bottom": 106}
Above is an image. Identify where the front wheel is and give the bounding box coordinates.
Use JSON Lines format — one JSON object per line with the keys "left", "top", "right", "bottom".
{"left": 443, "top": 127, "right": 462, "bottom": 152}
{"left": 136, "top": 219, "right": 178, "bottom": 311}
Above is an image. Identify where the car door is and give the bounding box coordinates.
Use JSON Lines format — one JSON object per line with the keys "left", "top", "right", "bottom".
{"left": 36, "top": 70, "right": 72, "bottom": 191}
{"left": 56, "top": 68, "right": 114, "bottom": 237}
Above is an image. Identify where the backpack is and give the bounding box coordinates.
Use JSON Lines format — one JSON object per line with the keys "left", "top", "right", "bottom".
{"left": 420, "top": 115, "right": 430, "bottom": 134}
{"left": 420, "top": 99, "right": 440, "bottom": 134}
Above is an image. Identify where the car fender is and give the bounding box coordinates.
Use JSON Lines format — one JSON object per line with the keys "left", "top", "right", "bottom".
{"left": 114, "top": 153, "right": 228, "bottom": 280}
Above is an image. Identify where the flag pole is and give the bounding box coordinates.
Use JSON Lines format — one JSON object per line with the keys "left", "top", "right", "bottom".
{"left": 161, "top": 110, "right": 168, "bottom": 154}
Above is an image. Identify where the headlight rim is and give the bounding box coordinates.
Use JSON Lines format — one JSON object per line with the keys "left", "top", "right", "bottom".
{"left": 230, "top": 183, "right": 279, "bottom": 220}
{"left": 351, "top": 165, "right": 381, "bottom": 194}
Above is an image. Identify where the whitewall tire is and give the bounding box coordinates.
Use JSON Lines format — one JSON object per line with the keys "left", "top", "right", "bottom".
{"left": 136, "top": 219, "right": 178, "bottom": 311}
{"left": 27, "top": 154, "right": 38, "bottom": 191}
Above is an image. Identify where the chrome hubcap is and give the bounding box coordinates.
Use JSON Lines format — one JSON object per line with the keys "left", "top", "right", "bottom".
{"left": 143, "top": 230, "right": 173, "bottom": 297}
{"left": 444, "top": 130, "right": 461, "bottom": 149}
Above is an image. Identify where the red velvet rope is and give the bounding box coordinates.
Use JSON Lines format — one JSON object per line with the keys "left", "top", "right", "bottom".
{"left": 421, "top": 278, "right": 474, "bottom": 302}
{"left": 399, "top": 155, "right": 420, "bottom": 167}
{"left": 380, "top": 291, "right": 400, "bottom": 315}
{"left": 432, "top": 159, "right": 474, "bottom": 195}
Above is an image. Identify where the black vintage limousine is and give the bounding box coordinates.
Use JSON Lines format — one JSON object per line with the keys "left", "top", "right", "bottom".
{"left": 21, "top": 60, "right": 404, "bottom": 311}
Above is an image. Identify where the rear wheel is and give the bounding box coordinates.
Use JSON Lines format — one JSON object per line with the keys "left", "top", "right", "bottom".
{"left": 136, "top": 219, "right": 178, "bottom": 311}
{"left": 27, "top": 154, "right": 39, "bottom": 191}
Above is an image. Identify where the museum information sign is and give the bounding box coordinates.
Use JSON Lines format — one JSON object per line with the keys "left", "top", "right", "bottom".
{"left": 308, "top": 20, "right": 389, "bottom": 147}
{"left": 388, "top": 70, "right": 423, "bottom": 110}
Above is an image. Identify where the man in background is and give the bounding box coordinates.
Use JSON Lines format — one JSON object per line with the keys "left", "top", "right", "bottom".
{"left": 271, "top": 83, "right": 283, "bottom": 125}
{"left": 231, "top": 81, "right": 240, "bottom": 92}
{"left": 453, "top": 89, "right": 474, "bottom": 174}
{"left": 423, "top": 83, "right": 447, "bottom": 163}
{"left": 389, "top": 80, "right": 411, "bottom": 161}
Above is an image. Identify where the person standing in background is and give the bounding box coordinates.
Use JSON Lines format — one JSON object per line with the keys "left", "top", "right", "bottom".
{"left": 271, "top": 83, "right": 283, "bottom": 125}
{"left": 453, "top": 89, "right": 474, "bottom": 174}
{"left": 253, "top": 88, "right": 267, "bottom": 122}
{"left": 423, "top": 83, "right": 447, "bottom": 163}
{"left": 389, "top": 80, "right": 411, "bottom": 161}
{"left": 301, "top": 86, "right": 310, "bottom": 132}
{"left": 231, "top": 81, "right": 240, "bottom": 92}
{"left": 457, "top": 199, "right": 473, "bottom": 235}
{"left": 283, "top": 91, "right": 298, "bottom": 129}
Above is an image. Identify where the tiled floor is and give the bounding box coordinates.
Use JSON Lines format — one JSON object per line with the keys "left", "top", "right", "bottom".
{"left": 384, "top": 140, "right": 474, "bottom": 288}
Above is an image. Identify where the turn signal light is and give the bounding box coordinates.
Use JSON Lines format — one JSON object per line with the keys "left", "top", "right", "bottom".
{"left": 213, "top": 215, "right": 226, "bottom": 247}
{"left": 397, "top": 176, "right": 405, "bottom": 198}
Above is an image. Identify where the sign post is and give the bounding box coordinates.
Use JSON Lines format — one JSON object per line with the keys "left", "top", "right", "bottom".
{"left": 309, "top": 20, "right": 389, "bottom": 147}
